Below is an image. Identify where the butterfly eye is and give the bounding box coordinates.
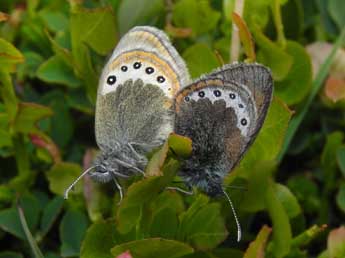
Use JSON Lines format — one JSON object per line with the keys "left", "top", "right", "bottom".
{"left": 107, "top": 75, "right": 116, "bottom": 85}
{"left": 213, "top": 90, "right": 221, "bottom": 97}
{"left": 133, "top": 62, "right": 141, "bottom": 69}
{"left": 229, "top": 93, "right": 236, "bottom": 99}
{"left": 121, "top": 66, "right": 128, "bottom": 72}
{"left": 198, "top": 91, "right": 205, "bottom": 98}
{"left": 241, "top": 118, "right": 247, "bottom": 126}
{"left": 146, "top": 67, "right": 154, "bottom": 74}
{"left": 157, "top": 76, "right": 165, "bottom": 83}
{"left": 238, "top": 103, "right": 244, "bottom": 108}
{"left": 184, "top": 96, "right": 190, "bottom": 102}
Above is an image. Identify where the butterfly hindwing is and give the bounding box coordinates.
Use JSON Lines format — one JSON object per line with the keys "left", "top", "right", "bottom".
{"left": 174, "top": 64, "right": 273, "bottom": 195}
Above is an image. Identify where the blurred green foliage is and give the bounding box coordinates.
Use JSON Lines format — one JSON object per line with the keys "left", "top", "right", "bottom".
{"left": 1, "top": 0, "right": 345, "bottom": 257}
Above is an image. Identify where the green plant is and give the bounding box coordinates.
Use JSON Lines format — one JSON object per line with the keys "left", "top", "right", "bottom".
{"left": 1, "top": 0, "right": 345, "bottom": 257}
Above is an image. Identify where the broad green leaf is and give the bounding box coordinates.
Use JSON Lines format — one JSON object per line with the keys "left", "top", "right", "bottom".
{"left": 239, "top": 161, "right": 274, "bottom": 212}
{"left": 275, "top": 41, "right": 312, "bottom": 105}
{"left": 70, "top": 7, "right": 117, "bottom": 55}
{"left": 0, "top": 38, "right": 24, "bottom": 71}
{"left": 0, "top": 252, "right": 23, "bottom": 258}
{"left": 149, "top": 208, "right": 179, "bottom": 239}
{"left": 254, "top": 27, "right": 293, "bottom": 81}
{"left": 182, "top": 43, "right": 219, "bottom": 78}
{"left": 118, "top": 0, "right": 164, "bottom": 35}
{"left": 117, "top": 159, "right": 180, "bottom": 234}
{"left": 287, "top": 175, "right": 320, "bottom": 214}
{"left": 0, "top": 128, "right": 12, "bottom": 148}
{"left": 223, "top": 0, "right": 235, "bottom": 21}
{"left": 111, "top": 238, "right": 194, "bottom": 258}
{"left": 60, "top": 210, "right": 89, "bottom": 257}
{"left": 274, "top": 183, "right": 301, "bottom": 219}
{"left": 0, "top": 194, "right": 40, "bottom": 240}
{"left": 17, "top": 51, "right": 44, "bottom": 80}
{"left": 0, "top": 185, "right": 15, "bottom": 203}
{"left": 321, "top": 131, "right": 344, "bottom": 171}
{"left": 336, "top": 145, "right": 345, "bottom": 179}
{"left": 236, "top": 97, "right": 292, "bottom": 171}
{"left": 244, "top": 0, "right": 271, "bottom": 29}
{"left": 81, "top": 220, "right": 118, "bottom": 258}
{"left": 328, "top": 227, "right": 345, "bottom": 258}
{"left": 244, "top": 225, "right": 271, "bottom": 258}
{"left": 39, "top": 10, "right": 69, "bottom": 32}
{"left": 36, "top": 56, "right": 81, "bottom": 88}
{"left": 336, "top": 183, "right": 345, "bottom": 213}
{"left": 172, "top": 0, "right": 221, "bottom": 37}
{"left": 265, "top": 181, "right": 291, "bottom": 258}
{"left": 40, "top": 196, "right": 64, "bottom": 236}
{"left": 46, "top": 162, "right": 82, "bottom": 196}
{"left": 13, "top": 102, "right": 53, "bottom": 134}
{"left": 0, "top": 70, "right": 18, "bottom": 120}
{"left": 183, "top": 203, "right": 228, "bottom": 250}
{"left": 329, "top": 0, "right": 345, "bottom": 29}
{"left": 145, "top": 141, "right": 169, "bottom": 177}
{"left": 168, "top": 133, "right": 192, "bottom": 159}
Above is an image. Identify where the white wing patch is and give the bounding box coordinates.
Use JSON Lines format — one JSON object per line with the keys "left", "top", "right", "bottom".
{"left": 184, "top": 86, "right": 257, "bottom": 136}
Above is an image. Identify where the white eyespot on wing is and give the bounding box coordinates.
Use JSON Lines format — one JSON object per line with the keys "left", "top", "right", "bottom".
{"left": 101, "top": 61, "right": 172, "bottom": 96}
{"left": 186, "top": 86, "right": 256, "bottom": 136}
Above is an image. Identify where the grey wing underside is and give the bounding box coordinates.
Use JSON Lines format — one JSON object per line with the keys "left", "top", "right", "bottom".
{"left": 95, "top": 79, "right": 173, "bottom": 152}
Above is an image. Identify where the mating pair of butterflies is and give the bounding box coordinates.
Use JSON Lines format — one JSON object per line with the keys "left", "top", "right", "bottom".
{"left": 64, "top": 26, "right": 273, "bottom": 242}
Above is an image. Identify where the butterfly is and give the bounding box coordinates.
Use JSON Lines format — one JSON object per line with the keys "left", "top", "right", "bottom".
{"left": 64, "top": 26, "right": 190, "bottom": 200}
{"left": 173, "top": 63, "right": 273, "bottom": 241}
{"left": 64, "top": 26, "right": 273, "bottom": 242}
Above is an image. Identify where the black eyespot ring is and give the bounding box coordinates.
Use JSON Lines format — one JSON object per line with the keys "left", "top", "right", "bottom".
{"left": 184, "top": 96, "right": 190, "bottom": 102}
{"left": 157, "top": 76, "right": 165, "bottom": 83}
{"left": 133, "top": 62, "right": 141, "bottom": 69}
{"left": 121, "top": 66, "right": 128, "bottom": 72}
{"left": 106, "top": 75, "right": 116, "bottom": 85}
{"left": 214, "top": 90, "right": 221, "bottom": 97}
{"left": 239, "top": 103, "right": 244, "bottom": 108}
{"left": 229, "top": 93, "right": 236, "bottom": 99}
{"left": 146, "top": 67, "right": 154, "bottom": 74}
{"left": 241, "top": 118, "right": 247, "bottom": 126}
{"left": 198, "top": 91, "right": 205, "bottom": 98}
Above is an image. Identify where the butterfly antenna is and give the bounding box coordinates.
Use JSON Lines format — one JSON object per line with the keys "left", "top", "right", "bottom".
{"left": 64, "top": 165, "right": 99, "bottom": 200}
{"left": 222, "top": 188, "right": 242, "bottom": 242}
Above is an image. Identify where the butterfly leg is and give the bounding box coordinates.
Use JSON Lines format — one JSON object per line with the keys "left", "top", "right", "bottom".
{"left": 111, "top": 174, "right": 123, "bottom": 205}
{"left": 112, "top": 157, "right": 145, "bottom": 176}
{"left": 166, "top": 185, "right": 194, "bottom": 195}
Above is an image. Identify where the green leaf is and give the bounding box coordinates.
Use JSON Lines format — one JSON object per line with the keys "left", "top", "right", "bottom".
{"left": 244, "top": 225, "right": 271, "bottom": 258}
{"left": 0, "top": 194, "right": 40, "bottom": 240}
{"left": 13, "top": 102, "right": 53, "bottom": 134}
{"left": 172, "top": 0, "right": 221, "bottom": 37}
{"left": 321, "top": 131, "right": 344, "bottom": 171}
{"left": 60, "top": 210, "right": 89, "bottom": 257}
{"left": 182, "top": 43, "right": 219, "bottom": 78}
{"left": 275, "top": 41, "right": 312, "bottom": 105}
{"left": 236, "top": 97, "right": 292, "bottom": 171}
{"left": 40, "top": 196, "right": 64, "bottom": 236}
{"left": 145, "top": 141, "right": 169, "bottom": 177}
{"left": 328, "top": 227, "right": 345, "bottom": 258}
{"left": 336, "top": 183, "right": 345, "bottom": 213}
{"left": 150, "top": 208, "right": 179, "bottom": 239}
{"left": 111, "top": 238, "right": 194, "bottom": 258}
{"left": 118, "top": 0, "right": 164, "bottom": 35}
{"left": 254, "top": 27, "right": 293, "bottom": 81}
{"left": 274, "top": 183, "right": 301, "bottom": 219}
{"left": 39, "top": 10, "right": 69, "bottom": 32}
{"left": 70, "top": 7, "right": 117, "bottom": 55}
{"left": 117, "top": 159, "right": 180, "bottom": 234}
{"left": 244, "top": 0, "right": 271, "bottom": 29}
{"left": 265, "top": 181, "right": 291, "bottom": 258}
{"left": 0, "top": 252, "right": 23, "bottom": 258}
{"left": 17, "top": 51, "right": 44, "bottom": 80}
{"left": 46, "top": 162, "right": 82, "bottom": 196}
{"left": 0, "top": 70, "right": 18, "bottom": 120}
{"left": 168, "top": 133, "right": 192, "bottom": 159}
{"left": 336, "top": 145, "right": 345, "bottom": 179}
{"left": 81, "top": 220, "right": 118, "bottom": 258}
{"left": 329, "top": 0, "right": 345, "bottom": 29}
{"left": 0, "top": 38, "right": 24, "bottom": 72}
{"left": 36, "top": 56, "right": 81, "bottom": 88}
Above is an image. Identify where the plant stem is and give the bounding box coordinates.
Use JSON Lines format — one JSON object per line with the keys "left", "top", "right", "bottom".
{"left": 272, "top": 0, "right": 286, "bottom": 48}
{"left": 277, "top": 28, "right": 345, "bottom": 162}
{"left": 230, "top": 0, "right": 245, "bottom": 62}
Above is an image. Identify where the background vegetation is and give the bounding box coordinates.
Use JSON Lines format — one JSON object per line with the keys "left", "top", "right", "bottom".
{"left": 1, "top": 0, "right": 345, "bottom": 257}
